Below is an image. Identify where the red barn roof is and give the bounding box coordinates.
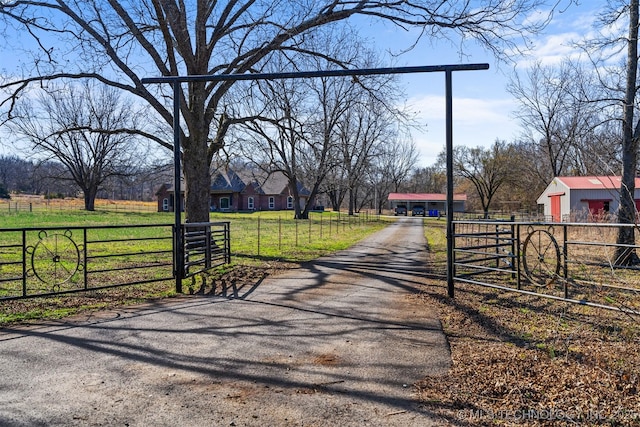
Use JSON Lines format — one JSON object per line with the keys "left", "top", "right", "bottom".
{"left": 388, "top": 193, "right": 467, "bottom": 201}
{"left": 555, "top": 176, "right": 640, "bottom": 190}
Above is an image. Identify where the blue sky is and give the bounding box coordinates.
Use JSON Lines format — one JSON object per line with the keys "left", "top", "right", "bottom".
{"left": 0, "top": 1, "right": 609, "bottom": 167}
{"left": 360, "top": 0, "right": 605, "bottom": 167}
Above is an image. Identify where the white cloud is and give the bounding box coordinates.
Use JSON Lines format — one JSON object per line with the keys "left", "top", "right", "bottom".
{"left": 528, "top": 32, "right": 583, "bottom": 65}
{"left": 408, "top": 94, "right": 516, "bottom": 125}
{"left": 407, "top": 95, "right": 520, "bottom": 166}
{"left": 511, "top": 4, "right": 608, "bottom": 67}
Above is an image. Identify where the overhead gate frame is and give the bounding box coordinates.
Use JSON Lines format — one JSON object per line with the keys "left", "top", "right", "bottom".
{"left": 142, "top": 63, "right": 489, "bottom": 294}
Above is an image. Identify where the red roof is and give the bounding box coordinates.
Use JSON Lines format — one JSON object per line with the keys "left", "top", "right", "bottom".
{"left": 388, "top": 193, "right": 467, "bottom": 201}
{"left": 556, "top": 176, "right": 640, "bottom": 190}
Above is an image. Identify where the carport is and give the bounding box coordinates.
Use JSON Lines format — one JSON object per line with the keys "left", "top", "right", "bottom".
{"left": 388, "top": 193, "right": 467, "bottom": 217}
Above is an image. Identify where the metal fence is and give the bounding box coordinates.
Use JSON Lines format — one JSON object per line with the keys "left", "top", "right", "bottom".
{"left": 0, "top": 222, "right": 232, "bottom": 300}
{"left": 2, "top": 198, "right": 157, "bottom": 213}
{"left": 183, "top": 222, "right": 231, "bottom": 277}
{"left": 232, "top": 211, "right": 378, "bottom": 257}
{"left": 453, "top": 219, "right": 640, "bottom": 314}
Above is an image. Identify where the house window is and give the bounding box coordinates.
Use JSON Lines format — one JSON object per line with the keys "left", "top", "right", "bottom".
{"left": 220, "top": 197, "right": 230, "bottom": 210}
{"left": 248, "top": 196, "right": 254, "bottom": 210}
{"left": 269, "top": 196, "right": 275, "bottom": 209}
{"left": 287, "top": 196, "right": 293, "bottom": 209}
{"left": 162, "top": 198, "right": 169, "bottom": 212}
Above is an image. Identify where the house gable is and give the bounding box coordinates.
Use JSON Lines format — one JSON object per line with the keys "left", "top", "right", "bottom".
{"left": 211, "top": 168, "right": 312, "bottom": 211}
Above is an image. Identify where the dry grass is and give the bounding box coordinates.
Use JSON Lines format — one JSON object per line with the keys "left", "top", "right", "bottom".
{"left": 418, "top": 222, "right": 640, "bottom": 426}
{"left": 2, "top": 218, "right": 639, "bottom": 426}
{"left": 3, "top": 194, "right": 157, "bottom": 212}
{"left": 453, "top": 221, "right": 640, "bottom": 313}
{"left": 415, "top": 281, "right": 640, "bottom": 426}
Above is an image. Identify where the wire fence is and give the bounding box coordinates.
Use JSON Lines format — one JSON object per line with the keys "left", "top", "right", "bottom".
{"left": 1, "top": 197, "right": 158, "bottom": 213}
{"left": 230, "top": 211, "right": 380, "bottom": 259}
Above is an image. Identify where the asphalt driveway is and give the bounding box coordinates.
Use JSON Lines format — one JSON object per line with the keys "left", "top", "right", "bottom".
{"left": 0, "top": 217, "right": 450, "bottom": 426}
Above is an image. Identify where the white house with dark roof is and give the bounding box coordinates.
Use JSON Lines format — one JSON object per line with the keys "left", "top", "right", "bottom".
{"left": 536, "top": 176, "right": 640, "bottom": 222}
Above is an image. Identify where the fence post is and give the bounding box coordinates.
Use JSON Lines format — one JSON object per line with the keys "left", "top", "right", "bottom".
{"left": 510, "top": 216, "right": 516, "bottom": 281}
{"left": 448, "top": 220, "right": 455, "bottom": 298}
{"left": 295, "top": 219, "right": 299, "bottom": 246}
{"left": 495, "top": 223, "right": 500, "bottom": 269}
{"left": 516, "top": 223, "right": 522, "bottom": 290}
{"left": 257, "top": 216, "right": 261, "bottom": 257}
{"left": 563, "top": 224, "right": 568, "bottom": 299}
{"left": 205, "top": 224, "right": 212, "bottom": 270}
{"left": 21, "top": 229, "right": 27, "bottom": 297}
{"left": 309, "top": 216, "right": 312, "bottom": 243}
{"left": 278, "top": 216, "right": 282, "bottom": 251}
{"left": 226, "top": 222, "right": 231, "bottom": 264}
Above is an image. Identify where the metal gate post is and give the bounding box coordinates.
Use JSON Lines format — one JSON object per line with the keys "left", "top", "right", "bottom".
{"left": 173, "top": 81, "right": 184, "bottom": 293}
{"left": 446, "top": 69, "right": 455, "bottom": 298}
{"left": 225, "top": 222, "right": 231, "bottom": 264}
{"left": 141, "top": 64, "right": 490, "bottom": 298}
{"left": 516, "top": 223, "right": 522, "bottom": 290}
{"left": 510, "top": 216, "right": 516, "bottom": 280}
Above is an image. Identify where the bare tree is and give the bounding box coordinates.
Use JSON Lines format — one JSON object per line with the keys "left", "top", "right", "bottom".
{"left": 508, "top": 60, "right": 603, "bottom": 178}
{"left": 240, "top": 66, "right": 351, "bottom": 219}
{"left": 9, "top": 82, "right": 143, "bottom": 210}
{"left": 0, "top": 154, "right": 32, "bottom": 193}
{"left": 386, "top": 136, "right": 420, "bottom": 193}
{"left": 336, "top": 81, "right": 404, "bottom": 215}
{"left": 615, "top": 0, "right": 640, "bottom": 264}
{"left": 406, "top": 165, "right": 447, "bottom": 194}
{"left": 323, "top": 165, "right": 348, "bottom": 212}
{"left": 501, "top": 138, "right": 555, "bottom": 210}
{"left": 576, "top": 0, "right": 640, "bottom": 264}
{"left": 237, "top": 29, "right": 407, "bottom": 219}
{"left": 31, "top": 160, "right": 81, "bottom": 198}
{"left": 449, "top": 140, "right": 514, "bottom": 218}
{"left": 0, "top": 0, "right": 559, "bottom": 223}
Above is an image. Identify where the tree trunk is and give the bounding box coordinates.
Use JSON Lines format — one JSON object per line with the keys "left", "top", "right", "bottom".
{"left": 182, "top": 134, "right": 212, "bottom": 223}
{"left": 348, "top": 187, "right": 355, "bottom": 216}
{"left": 181, "top": 78, "right": 214, "bottom": 224}
{"left": 289, "top": 178, "right": 305, "bottom": 220}
{"left": 83, "top": 187, "right": 97, "bottom": 211}
{"left": 616, "top": 0, "right": 640, "bottom": 265}
{"left": 328, "top": 188, "right": 341, "bottom": 212}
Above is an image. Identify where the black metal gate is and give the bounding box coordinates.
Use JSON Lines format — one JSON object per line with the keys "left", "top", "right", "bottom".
{"left": 0, "top": 221, "right": 231, "bottom": 300}
{"left": 182, "top": 221, "right": 231, "bottom": 279}
{"left": 452, "top": 219, "right": 640, "bottom": 314}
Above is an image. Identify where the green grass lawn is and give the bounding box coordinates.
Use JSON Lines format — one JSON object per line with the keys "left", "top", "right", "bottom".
{"left": 0, "top": 209, "right": 392, "bottom": 324}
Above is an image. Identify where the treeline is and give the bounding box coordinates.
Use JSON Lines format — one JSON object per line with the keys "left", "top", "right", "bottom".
{"left": 0, "top": 155, "right": 171, "bottom": 201}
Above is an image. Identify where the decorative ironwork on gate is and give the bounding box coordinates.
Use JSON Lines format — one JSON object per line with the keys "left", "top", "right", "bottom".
{"left": 452, "top": 219, "right": 640, "bottom": 314}
{"left": 0, "top": 221, "right": 231, "bottom": 300}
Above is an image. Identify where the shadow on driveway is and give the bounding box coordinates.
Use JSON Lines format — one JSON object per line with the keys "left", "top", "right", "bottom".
{"left": 0, "top": 218, "right": 453, "bottom": 426}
